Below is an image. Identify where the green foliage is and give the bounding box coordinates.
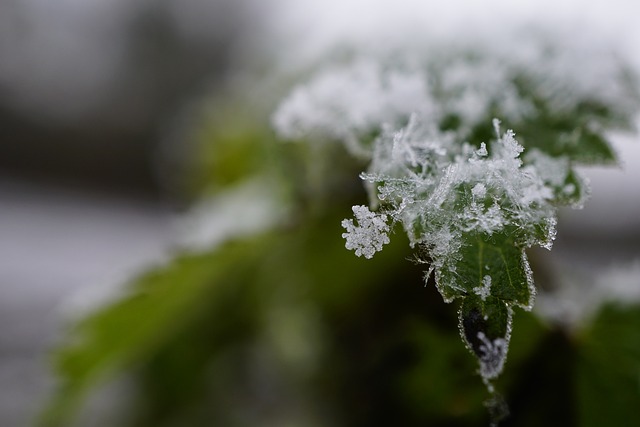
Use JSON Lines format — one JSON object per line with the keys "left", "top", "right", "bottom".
{"left": 43, "top": 213, "right": 640, "bottom": 426}
{"left": 41, "top": 237, "right": 271, "bottom": 426}
{"left": 576, "top": 304, "right": 640, "bottom": 427}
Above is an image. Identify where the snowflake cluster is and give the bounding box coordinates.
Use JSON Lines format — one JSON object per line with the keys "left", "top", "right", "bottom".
{"left": 477, "top": 332, "right": 509, "bottom": 380}
{"left": 353, "top": 116, "right": 557, "bottom": 278}
{"left": 341, "top": 205, "right": 390, "bottom": 259}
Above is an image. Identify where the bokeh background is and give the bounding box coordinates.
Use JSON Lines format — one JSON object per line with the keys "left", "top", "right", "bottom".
{"left": 1, "top": 1, "right": 639, "bottom": 426}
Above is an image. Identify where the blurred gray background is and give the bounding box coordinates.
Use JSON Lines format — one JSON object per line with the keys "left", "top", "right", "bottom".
{"left": 0, "top": 1, "right": 258, "bottom": 424}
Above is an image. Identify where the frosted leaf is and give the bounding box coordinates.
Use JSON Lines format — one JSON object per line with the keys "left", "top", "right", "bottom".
{"left": 272, "top": 32, "right": 639, "bottom": 386}
{"left": 459, "top": 296, "right": 513, "bottom": 382}
{"left": 365, "top": 116, "right": 559, "bottom": 260}
{"left": 524, "top": 149, "right": 570, "bottom": 187}
{"left": 272, "top": 60, "right": 432, "bottom": 157}
{"left": 524, "top": 149, "right": 592, "bottom": 208}
{"left": 435, "top": 57, "right": 534, "bottom": 134}
{"left": 341, "top": 205, "right": 390, "bottom": 259}
{"left": 273, "top": 30, "right": 638, "bottom": 163}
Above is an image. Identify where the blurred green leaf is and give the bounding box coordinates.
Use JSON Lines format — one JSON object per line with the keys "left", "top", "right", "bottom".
{"left": 576, "top": 304, "right": 640, "bottom": 427}
{"left": 398, "top": 319, "right": 486, "bottom": 424}
{"left": 41, "top": 236, "right": 271, "bottom": 426}
{"left": 41, "top": 209, "right": 423, "bottom": 426}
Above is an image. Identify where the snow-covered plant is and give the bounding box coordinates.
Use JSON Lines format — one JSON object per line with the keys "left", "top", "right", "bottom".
{"left": 347, "top": 117, "right": 554, "bottom": 383}
{"left": 273, "top": 35, "right": 639, "bottom": 389}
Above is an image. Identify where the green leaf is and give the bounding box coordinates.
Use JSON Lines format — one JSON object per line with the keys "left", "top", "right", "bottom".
{"left": 398, "top": 319, "right": 486, "bottom": 423}
{"left": 436, "top": 232, "right": 533, "bottom": 309}
{"left": 433, "top": 231, "right": 535, "bottom": 380}
{"left": 576, "top": 304, "right": 640, "bottom": 427}
{"left": 459, "top": 295, "right": 512, "bottom": 382}
{"left": 517, "top": 117, "right": 617, "bottom": 165}
{"left": 40, "top": 236, "right": 270, "bottom": 427}
{"left": 460, "top": 296, "right": 511, "bottom": 344}
{"left": 559, "top": 125, "right": 617, "bottom": 164}
{"left": 552, "top": 166, "right": 589, "bottom": 207}
{"left": 459, "top": 296, "right": 512, "bottom": 380}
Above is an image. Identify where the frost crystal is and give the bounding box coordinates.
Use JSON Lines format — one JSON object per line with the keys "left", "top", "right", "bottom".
{"left": 358, "top": 117, "right": 557, "bottom": 267}
{"left": 477, "top": 332, "right": 508, "bottom": 380}
{"left": 474, "top": 276, "right": 492, "bottom": 301}
{"left": 341, "top": 205, "right": 390, "bottom": 259}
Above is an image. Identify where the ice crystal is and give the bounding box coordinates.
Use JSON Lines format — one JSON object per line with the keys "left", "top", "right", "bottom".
{"left": 354, "top": 117, "right": 557, "bottom": 267}
{"left": 477, "top": 332, "right": 508, "bottom": 380}
{"left": 474, "top": 276, "right": 492, "bottom": 301}
{"left": 341, "top": 205, "right": 390, "bottom": 259}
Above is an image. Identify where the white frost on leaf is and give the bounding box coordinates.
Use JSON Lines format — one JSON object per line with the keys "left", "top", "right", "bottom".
{"left": 474, "top": 275, "right": 492, "bottom": 301}
{"left": 341, "top": 205, "right": 390, "bottom": 259}
{"left": 359, "top": 117, "right": 558, "bottom": 275}
{"left": 272, "top": 31, "right": 637, "bottom": 154}
{"left": 477, "top": 332, "right": 508, "bottom": 380}
{"left": 272, "top": 60, "right": 432, "bottom": 157}
{"left": 461, "top": 201, "right": 505, "bottom": 235}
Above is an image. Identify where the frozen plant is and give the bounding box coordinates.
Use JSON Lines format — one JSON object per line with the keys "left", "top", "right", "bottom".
{"left": 273, "top": 34, "right": 639, "bottom": 389}
{"left": 348, "top": 117, "right": 549, "bottom": 383}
